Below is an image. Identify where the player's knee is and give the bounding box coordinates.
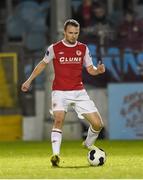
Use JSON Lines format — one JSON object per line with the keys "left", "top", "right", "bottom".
{"left": 53, "top": 112, "right": 65, "bottom": 128}
{"left": 54, "top": 119, "right": 63, "bottom": 127}
{"left": 99, "top": 121, "right": 104, "bottom": 130}
{"left": 93, "top": 121, "right": 104, "bottom": 131}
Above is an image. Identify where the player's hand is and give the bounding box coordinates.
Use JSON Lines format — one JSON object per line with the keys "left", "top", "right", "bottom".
{"left": 97, "top": 63, "right": 105, "bottom": 74}
{"left": 21, "top": 80, "right": 31, "bottom": 92}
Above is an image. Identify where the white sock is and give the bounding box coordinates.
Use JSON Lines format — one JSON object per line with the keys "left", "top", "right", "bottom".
{"left": 51, "top": 128, "right": 62, "bottom": 155}
{"left": 84, "top": 126, "right": 100, "bottom": 147}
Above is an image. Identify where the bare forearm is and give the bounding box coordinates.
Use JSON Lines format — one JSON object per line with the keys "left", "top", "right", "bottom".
{"left": 86, "top": 64, "right": 105, "bottom": 76}
{"left": 87, "top": 66, "right": 99, "bottom": 76}
{"left": 27, "top": 60, "right": 46, "bottom": 83}
{"left": 21, "top": 60, "right": 47, "bottom": 92}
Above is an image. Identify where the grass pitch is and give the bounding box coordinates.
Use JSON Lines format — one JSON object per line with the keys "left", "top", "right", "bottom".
{"left": 0, "top": 140, "right": 143, "bottom": 179}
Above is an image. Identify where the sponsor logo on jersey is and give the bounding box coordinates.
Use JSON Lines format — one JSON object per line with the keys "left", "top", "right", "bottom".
{"left": 76, "top": 50, "right": 82, "bottom": 56}
{"left": 59, "top": 57, "right": 82, "bottom": 64}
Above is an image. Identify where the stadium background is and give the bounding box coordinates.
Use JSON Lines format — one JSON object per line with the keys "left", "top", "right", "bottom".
{"left": 0, "top": 0, "right": 143, "bottom": 179}
{"left": 0, "top": 0, "right": 143, "bottom": 141}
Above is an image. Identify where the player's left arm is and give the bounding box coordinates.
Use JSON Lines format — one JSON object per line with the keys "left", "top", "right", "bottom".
{"left": 83, "top": 45, "right": 105, "bottom": 76}
{"left": 86, "top": 63, "right": 105, "bottom": 76}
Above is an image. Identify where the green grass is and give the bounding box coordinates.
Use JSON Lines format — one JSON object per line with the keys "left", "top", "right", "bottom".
{"left": 0, "top": 140, "right": 143, "bottom": 179}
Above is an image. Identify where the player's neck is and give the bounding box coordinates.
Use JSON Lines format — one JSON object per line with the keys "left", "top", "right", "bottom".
{"left": 62, "top": 39, "right": 77, "bottom": 47}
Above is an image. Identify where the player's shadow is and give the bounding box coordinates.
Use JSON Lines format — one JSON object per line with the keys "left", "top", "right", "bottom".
{"left": 59, "top": 165, "right": 91, "bottom": 169}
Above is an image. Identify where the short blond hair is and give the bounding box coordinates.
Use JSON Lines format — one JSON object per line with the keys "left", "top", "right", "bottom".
{"left": 64, "top": 19, "right": 80, "bottom": 31}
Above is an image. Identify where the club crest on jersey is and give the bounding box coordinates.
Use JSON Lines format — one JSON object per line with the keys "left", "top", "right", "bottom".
{"left": 76, "top": 50, "right": 82, "bottom": 56}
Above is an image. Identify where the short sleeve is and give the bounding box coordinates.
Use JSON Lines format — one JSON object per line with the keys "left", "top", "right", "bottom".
{"left": 83, "top": 46, "right": 93, "bottom": 67}
{"left": 43, "top": 44, "right": 55, "bottom": 63}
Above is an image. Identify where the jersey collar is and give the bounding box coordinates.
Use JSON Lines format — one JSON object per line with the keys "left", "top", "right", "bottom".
{"left": 62, "top": 39, "right": 78, "bottom": 47}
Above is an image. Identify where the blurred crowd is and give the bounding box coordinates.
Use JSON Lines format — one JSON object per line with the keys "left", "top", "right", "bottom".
{"left": 72, "top": 0, "right": 143, "bottom": 52}
{"left": 1, "top": 0, "right": 143, "bottom": 53}
{"left": 0, "top": 0, "right": 50, "bottom": 51}
{"left": 0, "top": 0, "right": 143, "bottom": 112}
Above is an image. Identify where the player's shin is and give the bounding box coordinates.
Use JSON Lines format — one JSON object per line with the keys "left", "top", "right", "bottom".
{"left": 51, "top": 128, "right": 62, "bottom": 155}
{"left": 84, "top": 125, "right": 102, "bottom": 148}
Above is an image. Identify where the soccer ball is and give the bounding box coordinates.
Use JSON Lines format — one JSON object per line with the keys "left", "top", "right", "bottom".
{"left": 87, "top": 147, "right": 106, "bottom": 166}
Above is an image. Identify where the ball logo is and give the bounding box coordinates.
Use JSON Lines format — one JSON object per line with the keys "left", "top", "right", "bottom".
{"left": 76, "top": 50, "right": 82, "bottom": 56}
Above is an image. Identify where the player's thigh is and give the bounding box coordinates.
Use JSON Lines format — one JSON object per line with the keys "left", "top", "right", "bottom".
{"left": 52, "top": 91, "right": 68, "bottom": 111}
{"left": 82, "top": 111, "right": 104, "bottom": 130}
{"left": 75, "top": 98, "right": 97, "bottom": 115}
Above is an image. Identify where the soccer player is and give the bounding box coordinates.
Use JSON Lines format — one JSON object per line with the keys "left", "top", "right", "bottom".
{"left": 21, "top": 19, "right": 105, "bottom": 167}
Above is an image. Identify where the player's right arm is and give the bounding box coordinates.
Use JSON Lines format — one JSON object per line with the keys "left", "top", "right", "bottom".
{"left": 21, "top": 60, "right": 47, "bottom": 92}
{"left": 21, "top": 44, "right": 55, "bottom": 92}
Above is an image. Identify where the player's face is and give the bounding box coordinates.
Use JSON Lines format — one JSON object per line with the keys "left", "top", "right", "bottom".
{"left": 64, "top": 25, "right": 80, "bottom": 44}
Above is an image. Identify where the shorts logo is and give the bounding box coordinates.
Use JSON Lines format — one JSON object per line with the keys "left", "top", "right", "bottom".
{"left": 76, "top": 50, "right": 82, "bottom": 56}
{"left": 53, "top": 103, "right": 57, "bottom": 107}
